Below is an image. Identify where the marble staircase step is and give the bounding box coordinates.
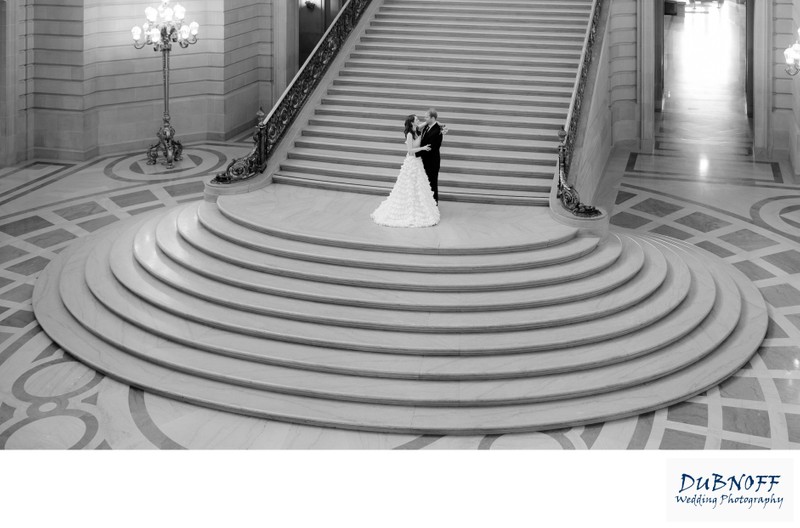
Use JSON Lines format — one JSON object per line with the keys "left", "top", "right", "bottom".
{"left": 367, "top": 20, "right": 586, "bottom": 35}
{"left": 50, "top": 219, "right": 720, "bottom": 383}
{"left": 294, "top": 128, "right": 557, "bottom": 155}
{"left": 269, "top": 174, "right": 550, "bottom": 206}
{"left": 40, "top": 226, "right": 765, "bottom": 433}
{"left": 322, "top": 86, "right": 570, "bottom": 111}
{"left": 148, "top": 212, "right": 635, "bottom": 312}
{"left": 91, "top": 226, "right": 694, "bottom": 355}
{"left": 190, "top": 204, "right": 589, "bottom": 273}
{"left": 49, "top": 284, "right": 763, "bottom": 434}
{"left": 374, "top": 13, "right": 589, "bottom": 25}
{"left": 286, "top": 147, "right": 548, "bottom": 178}
{"left": 307, "top": 115, "right": 561, "bottom": 141}
{"left": 274, "top": 163, "right": 553, "bottom": 193}
{"left": 348, "top": 50, "right": 581, "bottom": 70}
{"left": 358, "top": 34, "right": 584, "bottom": 51}
{"left": 114, "top": 229, "right": 668, "bottom": 335}
{"left": 67, "top": 235, "right": 739, "bottom": 408}
{"left": 352, "top": 42, "right": 582, "bottom": 60}
{"left": 292, "top": 135, "right": 556, "bottom": 164}
{"left": 339, "top": 67, "right": 576, "bottom": 88}
{"left": 384, "top": 0, "right": 593, "bottom": 7}
{"left": 362, "top": 28, "right": 584, "bottom": 43}
{"left": 314, "top": 104, "right": 565, "bottom": 129}
{"left": 344, "top": 58, "right": 580, "bottom": 77}
{"left": 156, "top": 212, "right": 624, "bottom": 294}
{"left": 211, "top": 188, "right": 577, "bottom": 254}
{"left": 318, "top": 94, "right": 568, "bottom": 118}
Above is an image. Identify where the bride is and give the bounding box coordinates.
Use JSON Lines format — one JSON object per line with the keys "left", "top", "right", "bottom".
{"left": 370, "top": 115, "right": 440, "bottom": 228}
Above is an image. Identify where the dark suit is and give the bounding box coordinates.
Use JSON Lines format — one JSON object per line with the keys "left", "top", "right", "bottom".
{"left": 415, "top": 122, "right": 442, "bottom": 202}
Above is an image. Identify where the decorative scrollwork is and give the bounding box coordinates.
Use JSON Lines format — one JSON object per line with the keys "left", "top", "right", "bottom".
{"left": 147, "top": 115, "right": 183, "bottom": 169}
{"left": 557, "top": 129, "right": 602, "bottom": 218}
{"left": 212, "top": 0, "right": 374, "bottom": 185}
{"left": 557, "top": 0, "right": 604, "bottom": 218}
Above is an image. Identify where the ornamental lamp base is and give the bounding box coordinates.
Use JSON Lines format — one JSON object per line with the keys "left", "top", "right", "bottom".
{"left": 146, "top": 118, "right": 184, "bottom": 169}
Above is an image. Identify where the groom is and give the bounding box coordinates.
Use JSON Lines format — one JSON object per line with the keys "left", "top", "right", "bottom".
{"left": 415, "top": 108, "right": 442, "bottom": 204}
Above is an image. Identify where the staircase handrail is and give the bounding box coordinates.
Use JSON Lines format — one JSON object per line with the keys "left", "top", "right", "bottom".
{"left": 556, "top": 0, "right": 604, "bottom": 217}
{"left": 212, "top": 0, "right": 374, "bottom": 184}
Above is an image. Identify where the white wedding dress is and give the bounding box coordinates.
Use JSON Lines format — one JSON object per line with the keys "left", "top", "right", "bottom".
{"left": 371, "top": 133, "right": 440, "bottom": 228}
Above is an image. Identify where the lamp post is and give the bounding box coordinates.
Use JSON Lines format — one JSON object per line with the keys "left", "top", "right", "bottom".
{"left": 131, "top": 1, "right": 199, "bottom": 168}
{"left": 784, "top": 29, "right": 800, "bottom": 76}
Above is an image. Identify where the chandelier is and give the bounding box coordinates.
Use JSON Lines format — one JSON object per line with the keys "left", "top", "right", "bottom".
{"left": 784, "top": 29, "right": 800, "bottom": 76}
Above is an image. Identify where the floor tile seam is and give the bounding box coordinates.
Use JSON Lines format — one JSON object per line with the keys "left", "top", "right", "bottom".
{"left": 751, "top": 353, "right": 797, "bottom": 448}
{"left": 620, "top": 183, "right": 800, "bottom": 244}
{"left": 646, "top": 408, "right": 670, "bottom": 449}
{"left": 0, "top": 174, "right": 210, "bottom": 224}
{"left": 765, "top": 313, "right": 800, "bottom": 340}
{"left": 701, "top": 385, "right": 721, "bottom": 449}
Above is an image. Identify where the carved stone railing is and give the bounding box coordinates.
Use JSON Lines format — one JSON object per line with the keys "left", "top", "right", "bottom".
{"left": 212, "top": 0, "right": 373, "bottom": 184}
{"left": 556, "top": 0, "right": 604, "bottom": 218}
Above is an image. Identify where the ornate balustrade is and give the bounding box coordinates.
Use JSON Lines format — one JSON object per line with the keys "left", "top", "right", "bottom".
{"left": 212, "top": 0, "right": 373, "bottom": 184}
{"left": 556, "top": 0, "right": 604, "bottom": 218}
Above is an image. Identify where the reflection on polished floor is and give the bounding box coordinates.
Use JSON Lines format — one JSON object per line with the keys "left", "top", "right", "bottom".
{"left": 0, "top": 2, "right": 798, "bottom": 449}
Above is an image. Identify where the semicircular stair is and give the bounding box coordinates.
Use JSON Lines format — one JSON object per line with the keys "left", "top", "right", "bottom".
{"left": 33, "top": 185, "right": 768, "bottom": 435}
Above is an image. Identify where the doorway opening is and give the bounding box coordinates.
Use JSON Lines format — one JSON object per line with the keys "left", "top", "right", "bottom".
{"left": 656, "top": 0, "right": 754, "bottom": 157}
{"left": 299, "top": 0, "right": 342, "bottom": 67}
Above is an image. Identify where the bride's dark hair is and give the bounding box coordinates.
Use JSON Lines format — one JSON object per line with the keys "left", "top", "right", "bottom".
{"left": 403, "top": 115, "right": 417, "bottom": 139}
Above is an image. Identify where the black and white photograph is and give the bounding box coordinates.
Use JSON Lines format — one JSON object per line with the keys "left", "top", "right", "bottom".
{"left": 0, "top": 0, "right": 798, "bottom": 526}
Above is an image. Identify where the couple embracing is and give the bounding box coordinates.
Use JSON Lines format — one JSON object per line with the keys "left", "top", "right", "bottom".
{"left": 371, "top": 108, "right": 445, "bottom": 228}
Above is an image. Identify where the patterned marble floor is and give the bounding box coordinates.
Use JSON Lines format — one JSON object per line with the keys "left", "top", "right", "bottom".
{"left": 1, "top": 2, "right": 799, "bottom": 449}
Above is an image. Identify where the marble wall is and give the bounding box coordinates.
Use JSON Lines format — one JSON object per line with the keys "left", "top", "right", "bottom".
{"left": 607, "top": 0, "right": 638, "bottom": 144}
{"left": 1, "top": 0, "right": 273, "bottom": 163}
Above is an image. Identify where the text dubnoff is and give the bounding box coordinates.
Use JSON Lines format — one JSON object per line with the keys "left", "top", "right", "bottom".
{"left": 674, "top": 472, "right": 785, "bottom": 510}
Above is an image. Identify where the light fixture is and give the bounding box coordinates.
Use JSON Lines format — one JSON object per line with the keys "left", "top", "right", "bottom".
{"left": 784, "top": 29, "right": 800, "bottom": 76}
{"left": 131, "top": 1, "right": 199, "bottom": 168}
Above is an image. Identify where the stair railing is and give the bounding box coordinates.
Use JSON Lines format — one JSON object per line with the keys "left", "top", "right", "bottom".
{"left": 212, "top": 0, "right": 374, "bottom": 184}
{"left": 556, "top": 0, "right": 604, "bottom": 217}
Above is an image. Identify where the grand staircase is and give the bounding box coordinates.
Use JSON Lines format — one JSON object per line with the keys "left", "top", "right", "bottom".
{"left": 32, "top": 0, "right": 768, "bottom": 436}
{"left": 33, "top": 186, "right": 767, "bottom": 434}
{"left": 273, "top": 0, "right": 595, "bottom": 205}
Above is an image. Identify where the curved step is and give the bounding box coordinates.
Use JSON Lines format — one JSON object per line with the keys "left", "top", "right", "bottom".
{"left": 55, "top": 223, "right": 719, "bottom": 383}
{"left": 111, "top": 224, "right": 669, "bottom": 335}
{"left": 135, "top": 217, "right": 658, "bottom": 334}
{"left": 145, "top": 210, "right": 639, "bottom": 312}
{"left": 87, "top": 224, "right": 697, "bottom": 355}
{"left": 61, "top": 233, "right": 741, "bottom": 408}
{"left": 158, "top": 208, "right": 625, "bottom": 294}
{"left": 213, "top": 186, "right": 577, "bottom": 255}
{"left": 196, "top": 204, "right": 596, "bottom": 273}
{"left": 36, "top": 226, "right": 767, "bottom": 433}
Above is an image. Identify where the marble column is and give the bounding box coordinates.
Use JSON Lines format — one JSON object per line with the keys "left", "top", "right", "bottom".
{"left": 637, "top": 0, "right": 656, "bottom": 151}
{"left": 753, "top": 0, "right": 773, "bottom": 158}
{"left": 272, "top": 1, "right": 299, "bottom": 104}
{"left": 1, "top": 0, "right": 28, "bottom": 166}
